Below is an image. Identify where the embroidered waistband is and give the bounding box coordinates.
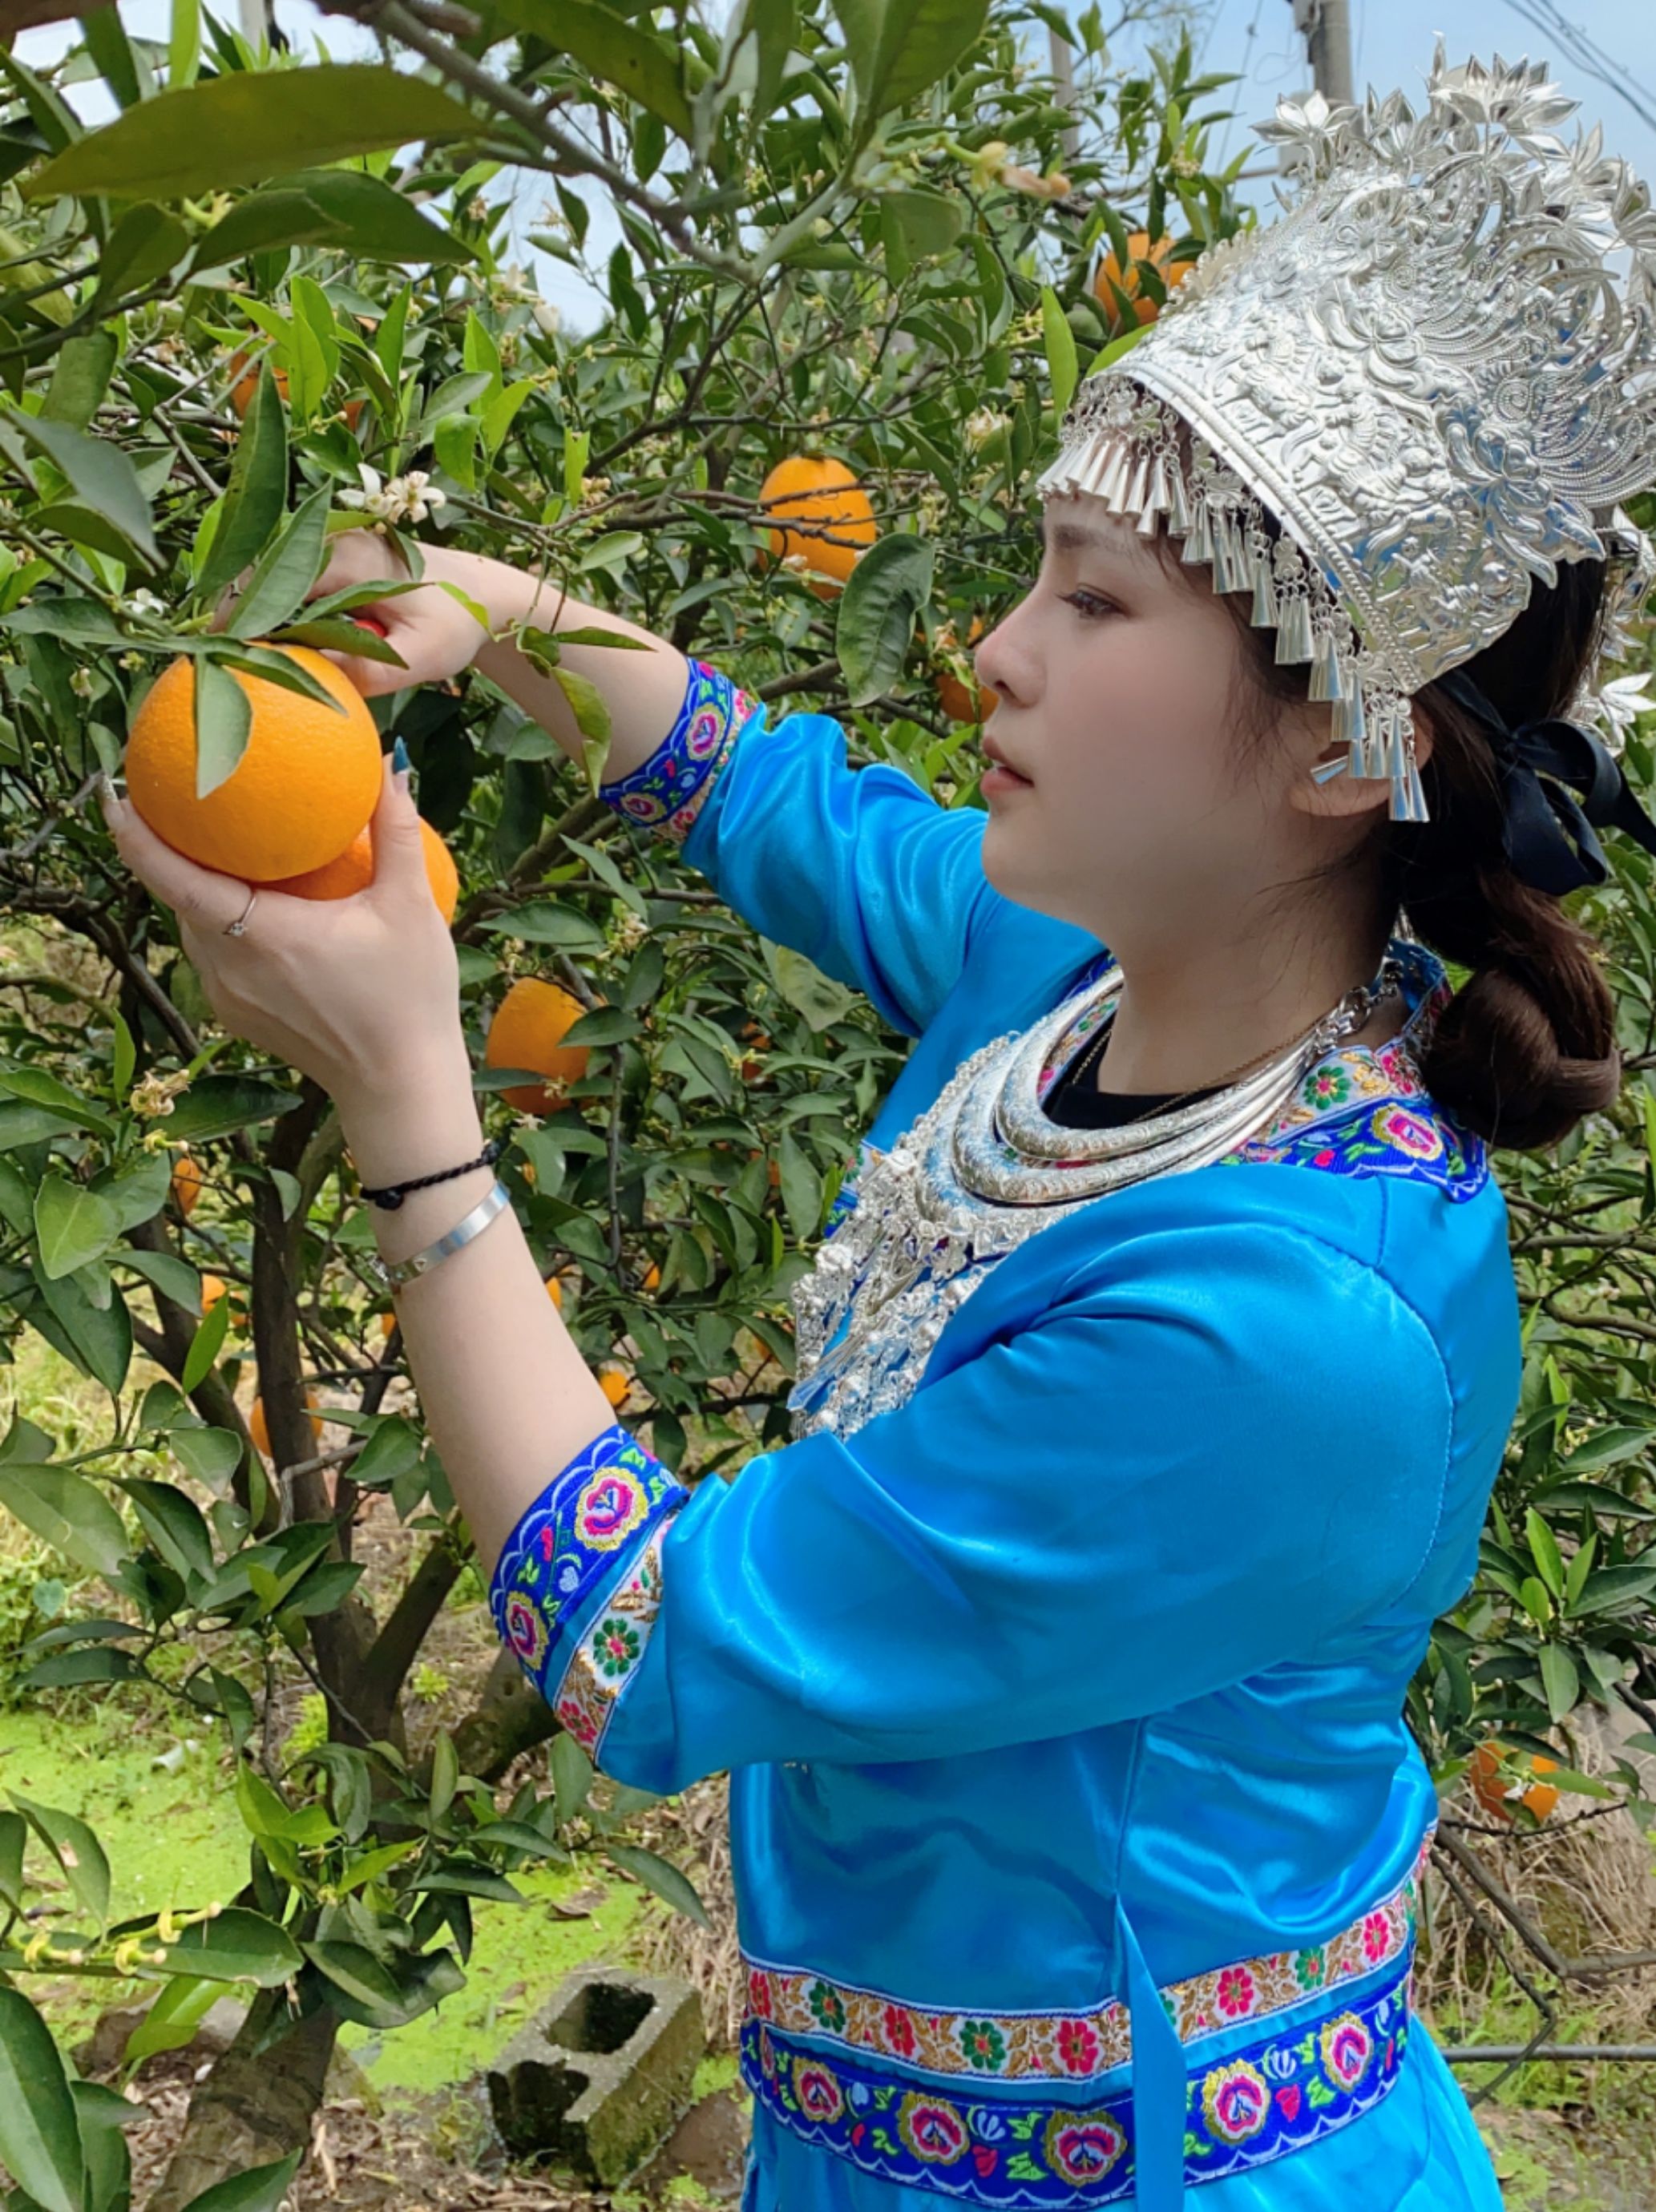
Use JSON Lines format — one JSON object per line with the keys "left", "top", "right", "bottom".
{"left": 742, "top": 1827, "right": 1432, "bottom": 2089}
{"left": 742, "top": 1951, "right": 1414, "bottom": 2206}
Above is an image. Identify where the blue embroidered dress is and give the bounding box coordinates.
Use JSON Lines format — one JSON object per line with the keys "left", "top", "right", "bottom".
{"left": 489, "top": 660, "right": 1515, "bottom": 2211}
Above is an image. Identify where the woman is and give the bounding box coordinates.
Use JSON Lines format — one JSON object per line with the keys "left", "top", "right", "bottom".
{"left": 107, "top": 45, "right": 1656, "bottom": 2212}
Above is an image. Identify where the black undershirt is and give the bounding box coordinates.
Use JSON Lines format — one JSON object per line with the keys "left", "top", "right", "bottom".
{"left": 1042, "top": 1036, "right": 1226, "bottom": 1131}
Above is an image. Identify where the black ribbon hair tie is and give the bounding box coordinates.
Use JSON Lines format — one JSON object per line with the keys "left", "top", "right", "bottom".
{"left": 1434, "top": 667, "right": 1656, "bottom": 898}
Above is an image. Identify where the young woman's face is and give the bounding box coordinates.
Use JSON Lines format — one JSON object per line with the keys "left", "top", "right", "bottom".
{"left": 971, "top": 492, "right": 1335, "bottom": 945}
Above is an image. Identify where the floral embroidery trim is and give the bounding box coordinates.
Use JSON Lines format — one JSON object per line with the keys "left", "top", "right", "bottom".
{"left": 598, "top": 657, "right": 761, "bottom": 844}
{"left": 742, "top": 1952, "right": 1414, "bottom": 2206}
{"left": 741, "top": 1827, "right": 1431, "bottom": 2089}
{"left": 489, "top": 1423, "right": 688, "bottom": 1740}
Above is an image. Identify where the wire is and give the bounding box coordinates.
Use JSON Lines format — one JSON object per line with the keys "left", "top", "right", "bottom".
{"left": 1496, "top": 0, "right": 1656, "bottom": 140}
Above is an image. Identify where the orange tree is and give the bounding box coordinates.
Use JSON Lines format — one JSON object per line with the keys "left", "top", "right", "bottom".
{"left": 0, "top": 3, "right": 1255, "bottom": 2205}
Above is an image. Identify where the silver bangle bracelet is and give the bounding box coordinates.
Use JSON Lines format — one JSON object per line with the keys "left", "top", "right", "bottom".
{"left": 367, "top": 1177, "right": 512, "bottom": 1293}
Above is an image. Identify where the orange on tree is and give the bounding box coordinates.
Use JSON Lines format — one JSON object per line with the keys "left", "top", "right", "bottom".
{"left": 171, "top": 1150, "right": 204, "bottom": 1217}
{"left": 640, "top": 1263, "right": 660, "bottom": 1294}
{"left": 547, "top": 1275, "right": 563, "bottom": 1310}
{"left": 200, "top": 1272, "right": 228, "bottom": 1314}
{"left": 1091, "top": 231, "right": 1196, "bottom": 331}
{"left": 1468, "top": 1738, "right": 1560, "bottom": 1823}
{"left": 125, "top": 645, "right": 382, "bottom": 881}
{"left": 228, "top": 350, "right": 362, "bottom": 430}
{"left": 249, "top": 1388, "right": 324, "bottom": 1459}
{"left": 936, "top": 616, "right": 999, "bottom": 725}
{"left": 485, "top": 978, "right": 594, "bottom": 1115}
{"left": 597, "top": 1363, "right": 630, "bottom": 1408}
{"left": 755, "top": 454, "right": 876, "bottom": 599}
{"left": 266, "top": 817, "right": 459, "bottom": 923}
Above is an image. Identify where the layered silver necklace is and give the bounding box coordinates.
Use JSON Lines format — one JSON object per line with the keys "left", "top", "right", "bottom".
{"left": 786, "top": 952, "right": 1404, "bottom": 1441}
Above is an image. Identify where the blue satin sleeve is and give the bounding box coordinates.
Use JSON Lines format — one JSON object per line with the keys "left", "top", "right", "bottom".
{"left": 488, "top": 1221, "right": 1454, "bottom": 1793}
{"left": 597, "top": 656, "right": 996, "bottom": 1038}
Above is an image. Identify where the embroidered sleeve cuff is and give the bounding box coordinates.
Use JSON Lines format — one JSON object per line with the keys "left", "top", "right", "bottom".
{"left": 488, "top": 1422, "right": 690, "bottom": 1758}
{"left": 598, "top": 656, "right": 762, "bottom": 845}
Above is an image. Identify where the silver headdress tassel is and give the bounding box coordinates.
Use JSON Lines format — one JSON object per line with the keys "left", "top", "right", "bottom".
{"left": 1034, "top": 42, "right": 1656, "bottom": 825}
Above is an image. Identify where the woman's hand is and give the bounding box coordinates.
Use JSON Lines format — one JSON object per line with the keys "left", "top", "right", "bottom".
{"left": 294, "top": 531, "right": 499, "bottom": 700}
{"left": 101, "top": 757, "right": 467, "bottom": 1113}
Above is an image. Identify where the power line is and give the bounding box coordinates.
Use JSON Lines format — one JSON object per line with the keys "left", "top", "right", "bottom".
{"left": 1496, "top": 0, "right": 1656, "bottom": 141}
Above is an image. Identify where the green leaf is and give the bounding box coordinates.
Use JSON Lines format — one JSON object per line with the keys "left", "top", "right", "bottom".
{"left": 879, "top": 186, "right": 963, "bottom": 264}
{"left": 40, "top": 330, "right": 117, "bottom": 431}
{"left": 602, "top": 1841, "right": 709, "bottom": 1928}
{"left": 79, "top": 6, "right": 143, "bottom": 109}
{"left": 1557, "top": 1424, "right": 1656, "bottom": 1473}
{"left": 1572, "top": 1560, "right": 1656, "bottom": 1614}
{"left": 0, "top": 1100, "right": 79, "bottom": 1149}
{"left": 203, "top": 168, "right": 472, "bottom": 268}
{"left": 429, "top": 1730, "right": 458, "bottom": 1822}
{"left": 830, "top": 0, "right": 988, "bottom": 124}
{"left": 23, "top": 1645, "right": 142, "bottom": 1688}
{"left": 95, "top": 200, "right": 191, "bottom": 307}
{"left": 835, "top": 531, "right": 933, "bottom": 708}
{"left": 156, "top": 1907, "right": 303, "bottom": 1988}
{"left": 0, "top": 1463, "right": 131, "bottom": 1576}
{"left": 1538, "top": 1641, "right": 1580, "bottom": 1722}
{"left": 225, "top": 487, "right": 332, "bottom": 641}
{"left": 168, "top": 0, "right": 200, "bottom": 94}
{"left": 168, "top": 1424, "right": 242, "bottom": 1495}
{"left": 25, "top": 64, "right": 475, "bottom": 204}
{"left": 177, "top": 2151, "right": 303, "bottom": 2212}
{"left": 776, "top": 1130, "right": 822, "bottom": 1241}
{"left": 0, "top": 1064, "right": 113, "bottom": 1136}
{"left": 558, "top": 1006, "right": 638, "bottom": 1048}
{"left": 33, "top": 1173, "right": 119, "bottom": 1281}
{"left": 122, "top": 1975, "right": 219, "bottom": 2065}
{"left": 197, "top": 361, "right": 287, "bottom": 603}
{"left": 302, "top": 1938, "right": 416, "bottom": 2025}
{"left": 190, "top": 654, "right": 252, "bottom": 800}
{"left": 9, "top": 1792, "right": 111, "bottom": 1923}
{"left": 30, "top": 1259, "right": 133, "bottom": 1393}
{"left": 487, "top": 0, "right": 701, "bottom": 143}
{"left": 111, "top": 1010, "right": 136, "bottom": 1102}
{"left": 0, "top": 1985, "right": 84, "bottom": 2212}
{"left": 96, "top": 1150, "right": 172, "bottom": 1233}
{"left": 119, "top": 1479, "right": 213, "bottom": 1580}
{"left": 1525, "top": 1506, "right": 1565, "bottom": 1601}
{"left": 180, "top": 1294, "right": 229, "bottom": 1393}
{"left": 165, "top": 1076, "right": 301, "bottom": 1143}
{"left": 117, "top": 1247, "right": 201, "bottom": 1311}
{"left": 0, "top": 1809, "right": 23, "bottom": 1910}
{"left": 1040, "top": 282, "right": 1079, "bottom": 422}
{"left": 764, "top": 940, "right": 856, "bottom": 1030}
{"left": 2, "top": 414, "right": 159, "bottom": 567}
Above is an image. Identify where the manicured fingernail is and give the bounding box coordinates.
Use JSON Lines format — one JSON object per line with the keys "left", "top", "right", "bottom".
{"left": 391, "top": 735, "right": 410, "bottom": 774}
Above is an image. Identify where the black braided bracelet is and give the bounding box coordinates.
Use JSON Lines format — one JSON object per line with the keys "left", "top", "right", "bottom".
{"left": 360, "top": 1136, "right": 504, "bottom": 1211}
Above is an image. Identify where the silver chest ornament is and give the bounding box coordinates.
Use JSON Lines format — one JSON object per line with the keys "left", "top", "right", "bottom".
{"left": 785, "top": 954, "right": 1407, "bottom": 1441}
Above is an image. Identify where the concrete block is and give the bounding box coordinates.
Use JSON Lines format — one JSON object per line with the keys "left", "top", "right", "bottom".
{"left": 486, "top": 1964, "right": 705, "bottom": 2185}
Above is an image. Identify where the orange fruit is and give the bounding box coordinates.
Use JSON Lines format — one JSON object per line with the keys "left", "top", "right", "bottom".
{"left": 1091, "top": 231, "right": 1196, "bottom": 330}
{"left": 126, "top": 646, "right": 382, "bottom": 881}
{"left": 597, "top": 1364, "right": 629, "bottom": 1408}
{"left": 936, "top": 616, "right": 999, "bottom": 725}
{"left": 547, "top": 1276, "right": 563, "bottom": 1310}
{"left": 228, "top": 352, "right": 363, "bottom": 430}
{"left": 249, "top": 1388, "right": 323, "bottom": 1459}
{"left": 378, "top": 1310, "right": 397, "bottom": 1339}
{"left": 485, "top": 979, "right": 594, "bottom": 1115}
{"left": 755, "top": 455, "right": 876, "bottom": 599}
{"left": 171, "top": 1151, "right": 204, "bottom": 1217}
{"left": 640, "top": 1263, "right": 660, "bottom": 1294}
{"left": 264, "top": 817, "right": 459, "bottom": 922}
{"left": 200, "top": 1272, "right": 227, "bottom": 1314}
{"left": 1468, "top": 1739, "right": 1560, "bottom": 1824}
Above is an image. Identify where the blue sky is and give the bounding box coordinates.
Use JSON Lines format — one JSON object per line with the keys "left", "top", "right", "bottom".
{"left": 15, "top": 2, "right": 1656, "bottom": 333}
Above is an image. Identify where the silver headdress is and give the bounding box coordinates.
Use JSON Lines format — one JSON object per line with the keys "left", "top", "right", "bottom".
{"left": 1034, "top": 42, "right": 1656, "bottom": 825}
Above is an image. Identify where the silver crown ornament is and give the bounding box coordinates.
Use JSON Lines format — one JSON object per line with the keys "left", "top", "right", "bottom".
{"left": 1034, "top": 42, "right": 1656, "bottom": 824}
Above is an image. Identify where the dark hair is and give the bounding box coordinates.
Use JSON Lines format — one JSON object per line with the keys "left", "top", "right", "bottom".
{"left": 1146, "top": 446, "right": 1622, "bottom": 1152}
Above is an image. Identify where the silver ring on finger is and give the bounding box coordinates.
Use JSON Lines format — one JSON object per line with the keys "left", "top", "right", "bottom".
{"left": 223, "top": 886, "right": 258, "bottom": 938}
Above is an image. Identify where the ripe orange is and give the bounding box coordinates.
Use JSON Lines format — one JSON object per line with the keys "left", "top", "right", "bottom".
{"left": 200, "top": 1272, "right": 228, "bottom": 1314}
{"left": 936, "top": 616, "right": 999, "bottom": 725}
{"left": 249, "top": 1388, "right": 323, "bottom": 1459}
{"left": 1091, "top": 231, "right": 1196, "bottom": 330}
{"left": 126, "top": 646, "right": 382, "bottom": 881}
{"left": 264, "top": 817, "right": 459, "bottom": 922}
{"left": 640, "top": 1263, "right": 660, "bottom": 1293}
{"left": 485, "top": 979, "right": 593, "bottom": 1115}
{"left": 1468, "top": 1739, "right": 1560, "bottom": 1824}
{"left": 597, "top": 1363, "right": 629, "bottom": 1408}
{"left": 755, "top": 455, "right": 876, "bottom": 599}
{"left": 228, "top": 351, "right": 363, "bottom": 430}
{"left": 547, "top": 1276, "right": 563, "bottom": 1310}
{"left": 171, "top": 1151, "right": 204, "bottom": 1217}
{"left": 378, "top": 1310, "right": 397, "bottom": 1340}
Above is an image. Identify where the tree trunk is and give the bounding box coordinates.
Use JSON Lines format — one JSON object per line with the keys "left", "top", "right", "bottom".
{"left": 452, "top": 1645, "right": 561, "bottom": 1782}
{"left": 145, "top": 1991, "right": 336, "bottom": 2212}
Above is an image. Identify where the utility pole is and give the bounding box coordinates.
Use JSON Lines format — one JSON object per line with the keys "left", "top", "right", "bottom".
{"left": 1290, "top": 0, "right": 1354, "bottom": 104}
